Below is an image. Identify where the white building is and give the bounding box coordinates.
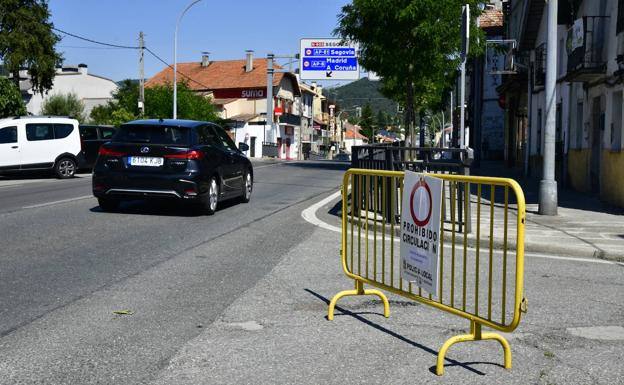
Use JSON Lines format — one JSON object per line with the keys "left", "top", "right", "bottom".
{"left": 22, "top": 64, "right": 118, "bottom": 117}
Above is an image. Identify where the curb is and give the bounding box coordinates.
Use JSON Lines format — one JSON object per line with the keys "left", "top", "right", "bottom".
{"left": 342, "top": 214, "right": 624, "bottom": 263}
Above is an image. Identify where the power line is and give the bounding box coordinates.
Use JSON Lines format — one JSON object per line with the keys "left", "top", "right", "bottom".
{"left": 53, "top": 25, "right": 213, "bottom": 91}
{"left": 144, "top": 47, "right": 212, "bottom": 90}
{"left": 53, "top": 26, "right": 139, "bottom": 49}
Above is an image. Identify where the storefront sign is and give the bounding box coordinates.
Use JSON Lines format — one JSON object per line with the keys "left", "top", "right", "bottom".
{"left": 213, "top": 88, "right": 266, "bottom": 99}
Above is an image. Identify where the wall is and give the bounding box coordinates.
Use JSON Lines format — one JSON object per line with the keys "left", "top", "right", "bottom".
{"left": 600, "top": 150, "right": 624, "bottom": 206}
{"left": 234, "top": 123, "right": 265, "bottom": 159}
{"left": 567, "top": 149, "right": 590, "bottom": 192}
{"left": 26, "top": 70, "right": 117, "bottom": 118}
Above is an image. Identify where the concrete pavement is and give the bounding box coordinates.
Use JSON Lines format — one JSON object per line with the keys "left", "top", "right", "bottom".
{"left": 148, "top": 194, "right": 624, "bottom": 385}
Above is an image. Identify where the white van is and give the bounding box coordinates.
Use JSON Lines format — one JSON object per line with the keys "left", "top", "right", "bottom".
{"left": 0, "top": 116, "right": 82, "bottom": 178}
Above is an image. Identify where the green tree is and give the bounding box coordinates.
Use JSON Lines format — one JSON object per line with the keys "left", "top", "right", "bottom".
{"left": 376, "top": 110, "right": 388, "bottom": 130}
{"left": 359, "top": 103, "right": 375, "bottom": 141}
{"left": 0, "top": 76, "right": 26, "bottom": 117}
{"left": 41, "top": 92, "right": 85, "bottom": 121}
{"left": 0, "top": 0, "right": 62, "bottom": 94}
{"left": 336, "top": 0, "right": 484, "bottom": 136}
{"left": 89, "top": 80, "right": 218, "bottom": 125}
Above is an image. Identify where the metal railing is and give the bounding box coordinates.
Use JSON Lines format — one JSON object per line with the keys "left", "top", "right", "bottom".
{"left": 567, "top": 16, "right": 609, "bottom": 75}
{"left": 351, "top": 145, "right": 473, "bottom": 232}
{"left": 328, "top": 169, "right": 527, "bottom": 375}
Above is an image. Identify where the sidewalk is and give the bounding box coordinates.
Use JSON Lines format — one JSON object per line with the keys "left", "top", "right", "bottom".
{"left": 472, "top": 161, "right": 624, "bottom": 262}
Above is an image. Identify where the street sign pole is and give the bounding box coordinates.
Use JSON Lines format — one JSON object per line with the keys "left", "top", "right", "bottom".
{"left": 539, "top": 0, "right": 558, "bottom": 215}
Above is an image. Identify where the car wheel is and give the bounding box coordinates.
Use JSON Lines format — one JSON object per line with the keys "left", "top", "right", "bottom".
{"left": 241, "top": 171, "right": 252, "bottom": 203}
{"left": 203, "top": 177, "right": 219, "bottom": 215}
{"left": 98, "top": 197, "right": 119, "bottom": 212}
{"left": 55, "top": 158, "right": 76, "bottom": 179}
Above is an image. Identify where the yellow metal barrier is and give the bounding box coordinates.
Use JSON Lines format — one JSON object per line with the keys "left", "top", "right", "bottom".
{"left": 328, "top": 168, "right": 527, "bottom": 375}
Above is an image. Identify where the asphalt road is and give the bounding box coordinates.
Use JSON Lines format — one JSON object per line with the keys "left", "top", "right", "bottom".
{"left": 0, "top": 160, "right": 348, "bottom": 384}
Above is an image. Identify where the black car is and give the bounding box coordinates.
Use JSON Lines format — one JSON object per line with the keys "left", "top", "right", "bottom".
{"left": 92, "top": 119, "right": 252, "bottom": 215}
{"left": 79, "top": 125, "right": 117, "bottom": 169}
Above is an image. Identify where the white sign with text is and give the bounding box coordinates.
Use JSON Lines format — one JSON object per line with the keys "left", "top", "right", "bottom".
{"left": 400, "top": 171, "right": 443, "bottom": 296}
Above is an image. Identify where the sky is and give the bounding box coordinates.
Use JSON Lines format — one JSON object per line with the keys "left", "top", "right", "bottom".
{"left": 49, "top": 0, "right": 351, "bottom": 83}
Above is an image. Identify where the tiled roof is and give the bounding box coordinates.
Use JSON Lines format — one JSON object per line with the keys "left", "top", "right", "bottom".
{"left": 479, "top": 9, "right": 503, "bottom": 29}
{"left": 146, "top": 59, "right": 298, "bottom": 93}
{"left": 344, "top": 123, "right": 367, "bottom": 140}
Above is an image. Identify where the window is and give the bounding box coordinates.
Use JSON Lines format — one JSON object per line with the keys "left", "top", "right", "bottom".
{"left": 212, "top": 125, "right": 238, "bottom": 151}
{"left": 80, "top": 126, "right": 98, "bottom": 140}
{"left": 537, "top": 109, "right": 542, "bottom": 155}
{"left": 618, "top": 0, "right": 624, "bottom": 34}
{"left": 612, "top": 91, "right": 623, "bottom": 150}
{"left": 576, "top": 102, "right": 584, "bottom": 148}
{"left": 196, "top": 125, "right": 219, "bottom": 146}
{"left": 113, "top": 125, "right": 190, "bottom": 145}
{"left": 26, "top": 124, "right": 54, "bottom": 141}
{"left": 0, "top": 126, "right": 17, "bottom": 144}
{"left": 100, "top": 127, "right": 115, "bottom": 139}
{"left": 54, "top": 124, "right": 74, "bottom": 139}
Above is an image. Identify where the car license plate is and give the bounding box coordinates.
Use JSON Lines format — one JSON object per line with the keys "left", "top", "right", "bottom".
{"left": 129, "top": 156, "right": 164, "bottom": 167}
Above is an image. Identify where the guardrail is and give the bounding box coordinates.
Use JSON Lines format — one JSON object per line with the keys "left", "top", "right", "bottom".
{"left": 328, "top": 168, "right": 527, "bottom": 375}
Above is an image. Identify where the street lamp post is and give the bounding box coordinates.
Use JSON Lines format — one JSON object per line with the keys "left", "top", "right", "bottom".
{"left": 173, "top": 0, "right": 203, "bottom": 119}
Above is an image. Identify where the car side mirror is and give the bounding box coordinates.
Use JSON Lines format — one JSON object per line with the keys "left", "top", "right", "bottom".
{"left": 239, "top": 142, "right": 249, "bottom": 151}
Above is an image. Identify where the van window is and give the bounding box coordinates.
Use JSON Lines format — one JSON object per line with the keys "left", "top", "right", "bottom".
{"left": 26, "top": 124, "right": 54, "bottom": 141}
{"left": 54, "top": 124, "right": 74, "bottom": 139}
{"left": 79, "top": 126, "right": 98, "bottom": 140}
{"left": 0, "top": 126, "right": 17, "bottom": 144}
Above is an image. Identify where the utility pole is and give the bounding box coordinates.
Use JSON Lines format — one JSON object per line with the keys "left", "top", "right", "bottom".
{"left": 266, "top": 53, "right": 275, "bottom": 144}
{"left": 138, "top": 31, "right": 145, "bottom": 117}
{"left": 460, "top": 4, "right": 469, "bottom": 149}
{"left": 539, "top": 0, "right": 558, "bottom": 215}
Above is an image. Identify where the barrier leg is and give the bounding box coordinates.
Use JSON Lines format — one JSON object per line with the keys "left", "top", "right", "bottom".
{"left": 327, "top": 280, "right": 390, "bottom": 321}
{"left": 435, "top": 321, "right": 512, "bottom": 376}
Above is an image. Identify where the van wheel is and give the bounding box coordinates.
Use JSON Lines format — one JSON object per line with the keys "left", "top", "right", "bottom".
{"left": 202, "top": 177, "right": 219, "bottom": 215}
{"left": 55, "top": 158, "right": 76, "bottom": 179}
{"left": 98, "top": 198, "right": 119, "bottom": 212}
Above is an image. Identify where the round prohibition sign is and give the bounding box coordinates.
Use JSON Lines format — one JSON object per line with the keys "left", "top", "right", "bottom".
{"left": 409, "top": 179, "right": 433, "bottom": 227}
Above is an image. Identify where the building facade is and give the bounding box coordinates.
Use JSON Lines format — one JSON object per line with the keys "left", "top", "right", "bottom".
{"left": 146, "top": 52, "right": 301, "bottom": 159}
{"left": 501, "top": 0, "right": 624, "bottom": 207}
{"left": 20, "top": 64, "right": 117, "bottom": 118}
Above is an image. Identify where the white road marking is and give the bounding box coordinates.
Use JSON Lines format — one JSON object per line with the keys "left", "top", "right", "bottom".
{"left": 301, "top": 190, "right": 624, "bottom": 267}
{"left": 22, "top": 195, "right": 93, "bottom": 209}
{"left": 301, "top": 190, "right": 342, "bottom": 233}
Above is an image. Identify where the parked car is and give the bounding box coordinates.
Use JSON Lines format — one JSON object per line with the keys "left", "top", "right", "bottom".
{"left": 0, "top": 116, "right": 82, "bottom": 178}
{"left": 79, "top": 125, "right": 116, "bottom": 169}
{"left": 92, "top": 119, "right": 253, "bottom": 215}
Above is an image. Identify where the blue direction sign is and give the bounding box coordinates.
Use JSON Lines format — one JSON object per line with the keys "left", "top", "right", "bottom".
{"left": 300, "top": 38, "right": 359, "bottom": 80}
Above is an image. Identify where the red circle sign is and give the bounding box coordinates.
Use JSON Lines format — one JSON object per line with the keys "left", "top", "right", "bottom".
{"left": 409, "top": 179, "right": 432, "bottom": 227}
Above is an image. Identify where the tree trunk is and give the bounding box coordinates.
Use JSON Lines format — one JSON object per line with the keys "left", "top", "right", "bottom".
{"left": 404, "top": 79, "right": 415, "bottom": 148}
{"left": 12, "top": 69, "right": 21, "bottom": 90}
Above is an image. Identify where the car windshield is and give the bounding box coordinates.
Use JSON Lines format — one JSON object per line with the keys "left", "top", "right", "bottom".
{"left": 114, "top": 125, "right": 190, "bottom": 145}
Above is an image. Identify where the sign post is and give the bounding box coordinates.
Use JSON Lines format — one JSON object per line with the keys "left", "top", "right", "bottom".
{"left": 400, "top": 171, "right": 443, "bottom": 296}
{"left": 300, "top": 38, "right": 359, "bottom": 81}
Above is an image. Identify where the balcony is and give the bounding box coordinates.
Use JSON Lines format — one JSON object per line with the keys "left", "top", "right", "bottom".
{"left": 279, "top": 112, "right": 301, "bottom": 126}
{"left": 565, "top": 16, "right": 609, "bottom": 83}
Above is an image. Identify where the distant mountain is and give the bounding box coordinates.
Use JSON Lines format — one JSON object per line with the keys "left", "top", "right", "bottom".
{"left": 323, "top": 78, "right": 398, "bottom": 116}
